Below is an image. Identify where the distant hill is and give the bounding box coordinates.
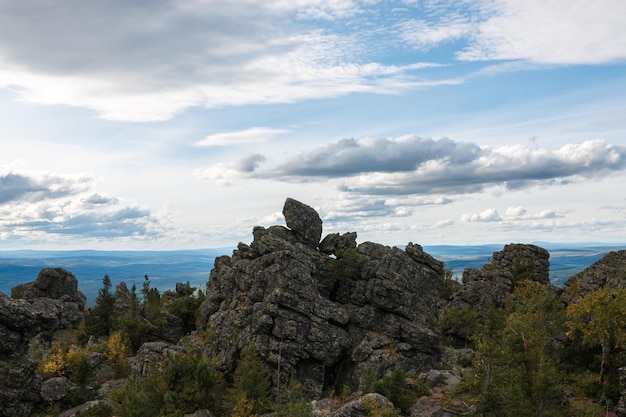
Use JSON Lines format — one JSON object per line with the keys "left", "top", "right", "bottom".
{"left": 0, "top": 248, "right": 232, "bottom": 305}
{"left": 0, "top": 243, "right": 623, "bottom": 305}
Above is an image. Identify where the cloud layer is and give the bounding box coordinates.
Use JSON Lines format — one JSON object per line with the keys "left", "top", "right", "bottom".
{"left": 0, "top": 169, "right": 167, "bottom": 245}
{"left": 205, "top": 136, "right": 626, "bottom": 196}
{"left": 1, "top": 1, "right": 625, "bottom": 121}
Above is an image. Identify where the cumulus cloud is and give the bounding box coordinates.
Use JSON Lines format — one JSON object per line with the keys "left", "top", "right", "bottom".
{"left": 0, "top": 171, "right": 92, "bottom": 204}
{"left": 0, "top": 169, "right": 168, "bottom": 244}
{"left": 461, "top": 208, "right": 501, "bottom": 222}
{"left": 504, "top": 206, "right": 563, "bottom": 220}
{"left": 222, "top": 137, "right": 626, "bottom": 196}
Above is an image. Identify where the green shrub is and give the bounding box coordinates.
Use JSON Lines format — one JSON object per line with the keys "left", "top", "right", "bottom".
{"left": 370, "top": 370, "right": 428, "bottom": 415}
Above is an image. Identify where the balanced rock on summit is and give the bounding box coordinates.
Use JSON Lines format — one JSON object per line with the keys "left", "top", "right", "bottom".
{"left": 198, "top": 198, "right": 443, "bottom": 398}
{"left": 282, "top": 198, "right": 323, "bottom": 247}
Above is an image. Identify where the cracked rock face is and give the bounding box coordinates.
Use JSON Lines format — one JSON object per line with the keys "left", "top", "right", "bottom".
{"left": 1, "top": 268, "right": 86, "bottom": 417}
{"left": 564, "top": 250, "right": 626, "bottom": 298}
{"left": 198, "top": 198, "right": 443, "bottom": 398}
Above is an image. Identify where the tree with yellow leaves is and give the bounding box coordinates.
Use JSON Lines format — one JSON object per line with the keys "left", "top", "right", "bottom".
{"left": 566, "top": 286, "right": 626, "bottom": 383}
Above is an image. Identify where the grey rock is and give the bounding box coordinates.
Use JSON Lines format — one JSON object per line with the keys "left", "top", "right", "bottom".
{"left": 326, "top": 393, "right": 392, "bottom": 417}
{"left": 487, "top": 243, "right": 550, "bottom": 285}
{"left": 439, "top": 243, "right": 552, "bottom": 347}
{"left": 283, "top": 198, "right": 323, "bottom": 247}
{"left": 129, "top": 341, "right": 185, "bottom": 379}
{"left": 58, "top": 399, "right": 118, "bottom": 417}
{"left": 114, "top": 281, "right": 132, "bottom": 316}
{"left": 564, "top": 250, "right": 626, "bottom": 300}
{"left": 199, "top": 199, "right": 442, "bottom": 399}
{"left": 41, "top": 377, "right": 76, "bottom": 402}
{"left": 98, "top": 378, "right": 127, "bottom": 399}
{"left": 12, "top": 267, "right": 86, "bottom": 307}
{"left": 0, "top": 270, "right": 87, "bottom": 417}
{"left": 319, "top": 232, "right": 357, "bottom": 256}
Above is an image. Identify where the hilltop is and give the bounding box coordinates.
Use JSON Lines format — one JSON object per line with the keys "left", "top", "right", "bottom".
{"left": 1, "top": 198, "right": 626, "bottom": 417}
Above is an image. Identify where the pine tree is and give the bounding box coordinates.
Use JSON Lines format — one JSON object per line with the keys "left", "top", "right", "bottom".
{"left": 226, "top": 347, "right": 273, "bottom": 415}
{"left": 84, "top": 274, "right": 117, "bottom": 337}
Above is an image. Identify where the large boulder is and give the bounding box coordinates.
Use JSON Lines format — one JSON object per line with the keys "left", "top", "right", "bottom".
{"left": 0, "top": 269, "right": 87, "bottom": 417}
{"left": 198, "top": 199, "right": 443, "bottom": 398}
{"left": 283, "top": 198, "right": 323, "bottom": 247}
{"left": 12, "top": 267, "right": 87, "bottom": 306}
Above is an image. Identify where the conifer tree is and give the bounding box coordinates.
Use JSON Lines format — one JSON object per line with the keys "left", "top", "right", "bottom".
{"left": 84, "top": 274, "right": 117, "bottom": 337}
{"left": 226, "top": 347, "right": 273, "bottom": 415}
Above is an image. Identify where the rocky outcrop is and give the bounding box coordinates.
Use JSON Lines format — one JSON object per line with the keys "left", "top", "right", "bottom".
{"left": 439, "top": 243, "right": 551, "bottom": 346}
{"left": 12, "top": 267, "right": 87, "bottom": 306}
{"left": 198, "top": 198, "right": 443, "bottom": 398}
{"left": 486, "top": 243, "right": 550, "bottom": 285}
{"left": 0, "top": 269, "right": 87, "bottom": 417}
{"left": 564, "top": 250, "right": 626, "bottom": 299}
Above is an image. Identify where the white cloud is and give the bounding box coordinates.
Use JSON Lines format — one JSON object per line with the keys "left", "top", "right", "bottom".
{"left": 0, "top": 1, "right": 442, "bottom": 122}
{"left": 504, "top": 206, "right": 563, "bottom": 220}
{"left": 458, "top": 0, "right": 626, "bottom": 64}
{"left": 195, "top": 128, "right": 289, "bottom": 147}
{"left": 217, "top": 136, "right": 626, "bottom": 196}
{"left": 461, "top": 208, "right": 501, "bottom": 222}
{"left": 0, "top": 168, "right": 169, "bottom": 244}
{"left": 505, "top": 206, "right": 527, "bottom": 217}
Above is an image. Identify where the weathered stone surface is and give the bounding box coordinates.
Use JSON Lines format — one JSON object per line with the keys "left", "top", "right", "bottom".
{"left": 114, "top": 281, "right": 132, "bottom": 316}
{"left": 487, "top": 243, "right": 550, "bottom": 285}
{"left": 98, "top": 378, "right": 127, "bottom": 400}
{"left": 58, "top": 399, "right": 118, "bottom": 417}
{"left": 322, "top": 393, "right": 391, "bottom": 417}
{"left": 12, "top": 267, "right": 86, "bottom": 306}
{"left": 564, "top": 250, "right": 626, "bottom": 299}
{"left": 319, "top": 232, "right": 357, "bottom": 256}
{"left": 283, "top": 197, "right": 323, "bottom": 247}
{"left": 128, "top": 341, "right": 185, "bottom": 379}
{"left": 439, "top": 243, "right": 552, "bottom": 347}
{"left": 0, "top": 270, "right": 87, "bottom": 417}
{"left": 199, "top": 199, "right": 442, "bottom": 398}
{"left": 41, "top": 377, "right": 76, "bottom": 402}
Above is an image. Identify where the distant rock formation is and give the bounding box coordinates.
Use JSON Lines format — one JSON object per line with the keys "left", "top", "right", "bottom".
{"left": 440, "top": 243, "right": 552, "bottom": 345}
{"left": 564, "top": 250, "right": 626, "bottom": 298}
{"left": 198, "top": 198, "right": 443, "bottom": 398}
{"left": 1, "top": 268, "right": 86, "bottom": 417}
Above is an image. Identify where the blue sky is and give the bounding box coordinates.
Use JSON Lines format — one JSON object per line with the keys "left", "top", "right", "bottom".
{"left": 1, "top": 0, "right": 625, "bottom": 250}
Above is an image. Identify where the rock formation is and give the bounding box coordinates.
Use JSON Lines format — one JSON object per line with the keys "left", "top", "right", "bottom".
{"left": 440, "top": 243, "right": 552, "bottom": 345}
{"left": 198, "top": 198, "right": 443, "bottom": 398}
{"left": 0, "top": 268, "right": 86, "bottom": 417}
{"left": 564, "top": 250, "right": 626, "bottom": 298}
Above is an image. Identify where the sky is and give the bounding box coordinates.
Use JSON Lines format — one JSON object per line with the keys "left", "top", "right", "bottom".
{"left": 1, "top": 0, "right": 625, "bottom": 250}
